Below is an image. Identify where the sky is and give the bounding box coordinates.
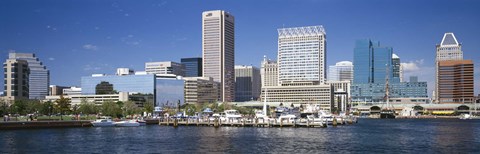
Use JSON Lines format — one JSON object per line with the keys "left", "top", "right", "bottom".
{"left": 1, "top": 0, "right": 479, "bottom": 96}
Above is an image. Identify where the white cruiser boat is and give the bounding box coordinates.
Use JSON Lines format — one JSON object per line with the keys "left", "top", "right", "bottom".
{"left": 318, "top": 110, "right": 334, "bottom": 125}
{"left": 91, "top": 118, "right": 115, "bottom": 127}
{"left": 460, "top": 114, "right": 480, "bottom": 120}
{"left": 278, "top": 114, "right": 296, "bottom": 123}
{"left": 115, "top": 120, "right": 140, "bottom": 127}
{"left": 224, "top": 110, "right": 242, "bottom": 123}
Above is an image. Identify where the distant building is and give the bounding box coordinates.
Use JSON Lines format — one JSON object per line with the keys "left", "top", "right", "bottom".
{"left": 278, "top": 26, "right": 327, "bottom": 85}
{"left": 184, "top": 77, "right": 219, "bottom": 104}
{"left": 63, "top": 87, "right": 82, "bottom": 96}
{"left": 235, "top": 65, "right": 261, "bottom": 102}
{"left": 351, "top": 39, "right": 428, "bottom": 103}
{"left": 435, "top": 32, "right": 474, "bottom": 104}
{"left": 181, "top": 57, "right": 202, "bottom": 77}
{"left": 328, "top": 61, "right": 353, "bottom": 82}
{"left": 261, "top": 85, "right": 333, "bottom": 111}
{"left": 327, "top": 81, "right": 351, "bottom": 112}
{"left": 437, "top": 60, "right": 474, "bottom": 103}
{"left": 261, "top": 56, "right": 278, "bottom": 87}
{"left": 202, "top": 10, "right": 235, "bottom": 102}
{"left": 145, "top": 61, "right": 184, "bottom": 77}
{"left": 9, "top": 53, "right": 49, "bottom": 99}
{"left": 116, "top": 68, "right": 135, "bottom": 76}
{"left": 3, "top": 58, "right": 29, "bottom": 101}
{"left": 49, "top": 85, "right": 69, "bottom": 96}
{"left": 45, "top": 92, "right": 129, "bottom": 106}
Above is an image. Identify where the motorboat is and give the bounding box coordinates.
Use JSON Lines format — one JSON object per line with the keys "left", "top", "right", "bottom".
{"left": 278, "top": 113, "right": 296, "bottom": 123}
{"left": 224, "top": 110, "right": 242, "bottom": 123}
{"left": 91, "top": 118, "right": 115, "bottom": 127}
{"left": 459, "top": 114, "right": 480, "bottom": 120}
{"left": 136, "top": 119, "right": 147, "bottom": 126}
{"left": 318, "top": 110, "right": 334, "bottom": 125}
{"left": 115, "top": 120, "right": 140, "bottom": 127}
{"left": 380, "top": 110, "right": 396, "bottom": 119}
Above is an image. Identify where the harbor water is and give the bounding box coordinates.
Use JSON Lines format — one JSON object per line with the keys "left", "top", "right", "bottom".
{"left": 1, "top": 118, "right": 480, "bottom": 153}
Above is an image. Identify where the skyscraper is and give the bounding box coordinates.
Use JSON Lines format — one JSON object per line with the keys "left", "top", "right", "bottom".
{"left": 278, "top": 26, "right": 326, "bottom": 85}
{"left": 181, "top": 57, "right": 202, "bottom": 77}
{"left": 202, "top": 10, "right": 235, "bottom": 102}
{"left": 435, "top": 32, "right": 472, "bottom": 103}
{"left": 9, "top": 53, "right": 49, "bottom": 100}
{"left": 328, "top": 61, "right": 353, "bottom": 82}
{"left": 3, "top": 58, "right": 29, "bottom": 101}
{"left": 261, "top": 56, "right": 278, "bottom": 87}
{"left": 351, "top": 40, "right": 428, "bottom": 103}
{"left": 235, "top": 65, "right": 261, "bottom": 102}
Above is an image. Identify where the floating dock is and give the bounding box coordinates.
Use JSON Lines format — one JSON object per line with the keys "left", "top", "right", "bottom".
{"left": 157, "top": 118, "right": 356, "bottom": 128}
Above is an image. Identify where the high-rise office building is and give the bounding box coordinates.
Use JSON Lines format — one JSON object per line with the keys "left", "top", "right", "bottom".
{"left": 261, "top": 56, "right": 278, "bottom": 87}
{"left": 9, "top": 53, "right": 49, "bottom": 100}
{"left": 278, "top": 26, "right": 326, "bottom": 85}
{"left": 181, "top": 57, "right": 202, "bottom": 77}
{"left": 3, "top": 59, "right": 29, "bottom": 101}
{"left": 327, "top": 61, "right": 353, "bottom": 82}
{"left": 184, "top": 77, "right": 219, "bottom": 104}
{"left": 235, "top": 65, "right": 261, "bottom": 102}
{"left": 202, "top": 10, "right": 235, "bottom": 102}
{"left": 145, "top": 61, "right": 184, "bottom": 77}
{"left": 351, "top": 39, "right": 428, "bottom": 103}
{"left": 437, "top": 60, "right": 474, "bottom": 103}
{"left": 435, "top": 32, "right": 472, "bottom": 103}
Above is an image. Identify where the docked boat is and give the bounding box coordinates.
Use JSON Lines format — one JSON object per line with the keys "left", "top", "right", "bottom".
{"left": 318, "top": 110, "right": 334, "bottom": 125}
{"left": 380, "top": 110, "right": 396, "bottom": 119}
{"left": 115, "top": 120, "right": 140, "bottom": 127}
{"left": 278, "top": 113, "right": 296, "bottom": 123}
{"left": 91, "top": 118, "right": 115, "bottom": 127}
{"left": 136, "top": 119, "right": 147, "bottom": 126}
{"left": 224, "top": 110, "right": 242, "bottom": 123}
{"left": 459, "top": 114, "right": 480, "bottom": 120}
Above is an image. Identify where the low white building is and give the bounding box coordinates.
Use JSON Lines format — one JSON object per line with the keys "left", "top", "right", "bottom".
{"left": 44, "top": 92, "right": 129, "bottom": 105}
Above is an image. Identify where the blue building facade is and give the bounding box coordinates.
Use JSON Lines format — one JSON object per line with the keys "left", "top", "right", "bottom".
{"left": 181, "top": 57, "right": 202, "bottom": 77}
{"left": 351, "top": 39, "right": 427, "bottom": 103}
{"left": 81, "top": 74, "right": 185, "bottom": 106}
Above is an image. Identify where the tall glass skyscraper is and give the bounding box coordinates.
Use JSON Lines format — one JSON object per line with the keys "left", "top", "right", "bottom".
{"left": 9, "top": 53, "right": 49, "bottom": 100}
{"left": 181, "top": 57, "right": 202, "bottom": 77}
{"left": 202, "top": 10, "right": 235, "bottom": 102}
{"left": 353, "top": 39, "right": 393, "bottom": 84}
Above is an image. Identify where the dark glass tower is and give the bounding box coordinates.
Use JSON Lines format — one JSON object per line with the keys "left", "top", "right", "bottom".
{"left": 181, "top": 57, "right": 202, "bottom": 77}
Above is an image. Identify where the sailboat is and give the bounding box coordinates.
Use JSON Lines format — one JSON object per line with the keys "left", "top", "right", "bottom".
{"left": 380, "top": 64, "right": 396, "bottom": 119}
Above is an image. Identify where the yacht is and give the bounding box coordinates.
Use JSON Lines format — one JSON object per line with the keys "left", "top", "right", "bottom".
{"left": 115, "top": 120, "right": 140, "bottom": 127}
{"left": 224, "top": 110, "right": 242, "bottom": 123}
{"left": 91, "top": 118, "right": 115, "bottom": 127}
{"left": 459, "top": 114, "right": 480, "bottom": 120}
{"left": 318, "top": 110, "right": 334, "bottom": 125}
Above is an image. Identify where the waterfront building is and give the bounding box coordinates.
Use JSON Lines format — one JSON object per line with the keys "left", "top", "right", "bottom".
{"left": 261, "top": 56, "right": 278, "bottom": 87}
{"left": 184, "top": 77, "right": 219, "bottom": 104}
{"left": 235, "top": 65, "right": 261, "bottom": 102}
{"left": 63, "top": 86, "right": 82, "bottom": 95}
{"left": 181, "top": 57, "right": 202, "bottom": 77}
{"left": 3, "top": 58, "right": 29, "bottom": 101}
{"left": 327, "top": 61, "right": 353, "bottom": 82}
{"left": 261, "top": 85, "right": 333, "bottom": 111}
{"left": 351, "top": 39, "right": 428, "bottom": 103}
{"left": 116, "top": 68, "right": 134, "bottom": 76}
{"left": 437, "top": 60, "right": 474, "bottom": 104}
{"left": 49, "top": 85, "right": 69, "bottom": 96}
{"left": 9, "top": 53, "right": 49, "bottom": 99}
{"left": 435, "top": 32, "right": 474, "bottom": 103}
{"left": 45, "top": 92, "right": 129, "bottom": 106}
{"left": 202, "top": 10, "right": 235, "bottom": 102}
{"left": 277, "top": 26, "right": 326, "bottom": 85}
{"left": 145, "top": 61, "right": 184, "bottom": 77}
{"left": 327, "top": 81, "right": 351, "bottom": 112}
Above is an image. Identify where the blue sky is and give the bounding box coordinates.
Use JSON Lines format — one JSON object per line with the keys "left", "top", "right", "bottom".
{"left": 1, "top": 0, "right": 479, "bottom": 95}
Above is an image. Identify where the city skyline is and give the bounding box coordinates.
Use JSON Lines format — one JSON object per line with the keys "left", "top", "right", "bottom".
{"left": 1, "top": 0, "right": 479, "bottom": 96}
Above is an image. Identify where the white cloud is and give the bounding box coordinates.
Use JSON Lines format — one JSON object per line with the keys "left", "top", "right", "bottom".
{"left": 401, "top": 62, "right": 420, "bottom": 72}
{"left": 48, "top": 57, "right": 55, "bottom": 61}
{"left": 83, "top": 44, "right": 98, "bottom": 51}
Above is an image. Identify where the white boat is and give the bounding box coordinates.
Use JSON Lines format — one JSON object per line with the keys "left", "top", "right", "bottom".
{"left": 224, "top": 110, "right": 242, "bottom": 123}
{"left": 136, "top": 119, "right": 147, "bottom": 126}
{"left": 318, "top": 110, "right": 334, "bottom": 125}
{"left": 278, "top": 114, "right": 296, "bottom": 123}
{"left": 91, "top": 118, "right": 115, "bottom": 127}
{"left": 459, "top": 114, "right": 480, "bottom": 120}
{"left": 115, "top": 120, "right": 140, "bottom": 127}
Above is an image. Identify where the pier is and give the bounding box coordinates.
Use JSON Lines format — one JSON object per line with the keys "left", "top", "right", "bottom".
{"left": 0, "top": 121, "right": 93, "bottom": 130}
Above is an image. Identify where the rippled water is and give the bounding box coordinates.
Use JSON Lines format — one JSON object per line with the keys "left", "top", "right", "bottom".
{"left": 1, "top": 119, "right": 480, "bottom": 153}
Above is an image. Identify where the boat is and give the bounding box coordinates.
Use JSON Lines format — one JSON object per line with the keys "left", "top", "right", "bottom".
{"left": 459, "top": 114, "right": 480, "bottom": 120}
{"left": 115, "top": 120, "right": 140, "bottom": 127}
{"left": 136, "top": 119, "right": 147, "bottom": 126}
{"left": 318, "top": 110, "right": 334, "bottom": 125}
{"left": 224, "top": 110, "right": 242, "bottom": 123}
{"left": 278, "top": 113, "right": 296, "bottom": 123}
{"left": 380, "top": 65, "right": 396, "bottom": 119}
{"left": 380, "top": 110, "right": 396, "bottom": 119}
{"left": 91, "top": 117, "right": 115, "bottom": 127}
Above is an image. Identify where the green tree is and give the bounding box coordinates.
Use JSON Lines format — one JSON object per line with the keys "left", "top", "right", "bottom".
{"left": 11, "top": 99, "right": 29, "bottom": 115}
{"left": 183, "top": 104, "right": 196, "bottom": 116}
{"left": 40, "top": 101, "right": 54, "bottom": 115}
{"left": 78, "top": 99, "right": 98, "bottom": 115}
{"left": 143, "top": 101, "right": 154, "bottom": 115}
{"left": 0, "top": 99, "right": 10, "bottom": 116}
{"left": 55, "top": 95, "right": 72, "bottom": 116}
{"left": 123, "top": 101, "right": 138, "bottom": 117}
{"left": 101, "top": 101, "right": 122, "bottom": 118}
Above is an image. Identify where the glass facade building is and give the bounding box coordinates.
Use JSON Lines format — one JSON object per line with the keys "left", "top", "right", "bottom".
{"left": 81, "top": 74, "right": 185, "bottom": 106}
{"left": 351, "top": 39, "right": 427, "bottom": 103}
{"left": 181, "top": 57, "right": 202, "bottom": 77}
{"left": 9, "top": 53, "right": 49, "bottom": 99}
